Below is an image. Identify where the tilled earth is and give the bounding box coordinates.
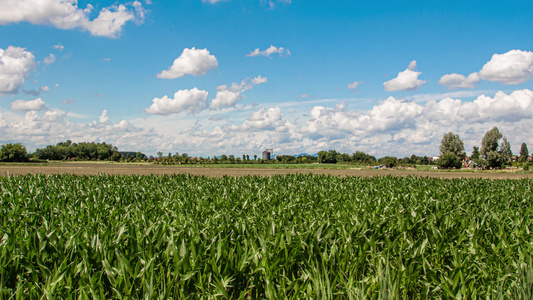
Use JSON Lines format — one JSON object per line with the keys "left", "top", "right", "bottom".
{"left": 1, "top": 163, "right": 532, "bottom": 179}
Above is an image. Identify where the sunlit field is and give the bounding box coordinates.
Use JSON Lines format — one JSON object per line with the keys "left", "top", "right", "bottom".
{"left": 1, "top": 174, "right": 532, "bottom": 298}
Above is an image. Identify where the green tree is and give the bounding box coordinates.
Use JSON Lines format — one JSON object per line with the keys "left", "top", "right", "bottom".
{"left": 352, "top": 151, "right": 377, "bottom": 164}
{"left": 378, "top": 156, "right": 398, "bottom": 168}
{"left": 499, "top": 137, "right": 513, "bottom": 166}
{"left": 318, "top": 150, "right": 339, "bottom": 163}
{"left": 439, "top": 132, "right": 466, "bottom": 160}
{"left": 471, "top": 146, "right": 480, "bottom": 160}
{"left": 157, "top": 151, "right": 163, "bottom": 159}
{"left": 480, "top": 127, "right": 504, "bottom": 168}
{"left": 519, "top": 143, "right": 529, "bottom": 162}
{"left": 436, "top": 152, "right": 462, "bottom": 169}
{"left": 0, "top": 143, "right": 29, "bottom": 162}
{"left": 136, "top": 151, "right": 144, "bottom": 160}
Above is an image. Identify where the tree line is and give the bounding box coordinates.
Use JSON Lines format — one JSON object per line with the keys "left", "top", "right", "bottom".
{"left": 1, "top": 129, "right": 531, "bottom": 170}
{"left": 0, "top": 140, "right": 122, "bottom": 162}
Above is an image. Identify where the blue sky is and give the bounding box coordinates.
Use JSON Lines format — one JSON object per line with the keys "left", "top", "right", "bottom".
{"left": 1, "top": 0, "right": 533, "bottom": 157}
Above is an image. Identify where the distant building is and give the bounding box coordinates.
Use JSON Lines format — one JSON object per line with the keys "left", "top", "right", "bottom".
{"left": 262, "top": 150, "right": 271, "bottom": 160}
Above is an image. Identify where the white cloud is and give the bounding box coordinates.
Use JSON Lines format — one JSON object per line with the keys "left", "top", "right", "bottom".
{"left": 202, "top": 0, "right": 227, "bottom": 3}
{"left": 247, "top": 45, "right": 290, "bottom": 57}
{"left": 347, "top": 81, "right": 364, "bottom": 89}
{"left": 251, "top": 75, "right": 268, "bottom": 85}
{"left": 210, "top": 76, "right": 267, "bottom": 109}
{"left": 3, "top": 89, "right": 533, "bottom": 158}
{"left": 438, "top": 72, "right": 479, "bottom": 89}
{"left": 469, "top": 89, "right": 533, "bottom": 121}
{"left": 0, "top": 46, "right": 38, "bottom": 94}
{"left": 237, "top": 107, "right": 290, "bottom": 131}
{"left": 210, "top": 90, "right": 242, "bottom": 110}
{"left": 383, "top": 60, "right": 426, "bottom": 92}
{"left": 146, "top": 88, "right": 209, "bottom": 115}
{"left": 478, "top": 50, "right": 533, "bottom": 85}
{"left": 0, "top": 109, "right": 168, "bottom": 154}
{"left": 298, "top": 89, "right": 533, "bottom": 155}
{"left": 41, "top": 86, "right": 50, "bottom": 92}
{"left": 11, "top": 98, "right": 47, "bottom": 111}
{"left": 266, "top": 0, "right": 292, "bottom": 9}
{"left": 157, "top": 48, "right": 218, "bottom": 79}
{"left": 44, "top": 53, "right": 55, "bottom": 65}
{"left": 99, "top": 110, "right": 109, "bottom": 123}
{"left": 0, "top": 109, "right": 7, "bottom": 129}
{"left": 0, "top": 0, "right": 144, "bottom": 38}
{"left": 53, "top": 43, "right": 64, "bottom": 51}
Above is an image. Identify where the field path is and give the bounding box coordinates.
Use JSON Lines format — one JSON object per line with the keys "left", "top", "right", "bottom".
{"left": 1, "top": 163, "right": 533, "bottom": 179}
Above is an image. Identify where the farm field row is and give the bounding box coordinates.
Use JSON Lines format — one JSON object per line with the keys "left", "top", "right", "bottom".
{"left": 1, "top": 174, "right": 532, "bottom": 298}
{"left": 1, "top": 162, "right": 533, "bottom": 179}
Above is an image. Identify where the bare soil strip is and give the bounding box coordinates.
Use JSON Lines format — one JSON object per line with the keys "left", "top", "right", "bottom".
{"left": 1, "top": 163, "right": 532, "bottom": 179}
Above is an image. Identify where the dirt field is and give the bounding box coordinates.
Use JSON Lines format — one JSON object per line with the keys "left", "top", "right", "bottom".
{"left": 1, "top": 162, "right": 532, "bottom": 179}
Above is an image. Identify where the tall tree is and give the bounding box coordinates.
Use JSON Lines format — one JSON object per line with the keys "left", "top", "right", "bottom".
{"left": 439, "top": 132, "right": 466, "bottom": 159}
{"left": 519, "top": 143, "right": 529, "bottom": 162}
{"left": 471, "top": 146, "right": 480, "bottom": 159}
{"left": 480, "top": 127, "right": 503, "bottom": 168}
{"left": 499, "top": 137, "right": 513, "bottom": 165}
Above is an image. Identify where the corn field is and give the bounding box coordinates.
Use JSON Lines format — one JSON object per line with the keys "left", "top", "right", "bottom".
{"left": 1, "top": 174, "right": 532, "bottom": 299}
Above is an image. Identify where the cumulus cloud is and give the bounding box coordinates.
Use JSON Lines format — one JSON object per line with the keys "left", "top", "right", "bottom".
{"left": 0, "top": 109, "right": 167, "bottom": 153}
{"left": 210, "top": 90, "right": 242, "bottom": 110}
{"left": 0, "top": 46, "right": 38, "bottom": 94}
{"left": 383, "top": 60, "right": 426, "bottom": 92}
{"left": 0, "top": 0, "right": 145, "bottom": 38}
{"left": 236, "top": 107, "right": 290, "bottom": 131}
{"left": 44, "top": 53, "right": 55, "bottom": 65}
{"left": 438, "top": 72, "right": 480, "bottom": 89}
{"left": 247, "top": 45, "right": 290, "bottom": 57}
{"left": 157, "top": 48, "right": 218, "bottom": 79}
{"left": 478, "top": 50, "right": 533, "bottom": 85}
{"left": 299, "top": 89, "right": 533, "bottom": 154}
{"left": 3, "top": 89, "right": 533, "bottom": 159}
{"left": 347, "top": 81, "right": 364, "bottom": 89}
{"left": 210, "top": 76, "right": 267, "bottom": 109}
{"left": 99, "top": 110, "right": 109, "bottom": 123}
{"left": 11, "top": 98, "right": 47, "bottom": 111}
{"left": 252, "top": 76, "right": 268, "bottom": 85}
{"left": 53, "top": 43, "right": 64, "bottom": 51}
{"left": 145, "top": 88, "right": 209, "bottom": 115}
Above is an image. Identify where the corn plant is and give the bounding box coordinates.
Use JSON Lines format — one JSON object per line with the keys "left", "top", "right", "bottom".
{"left": 0, "top": 174, "right": 532, "bottom": 299}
